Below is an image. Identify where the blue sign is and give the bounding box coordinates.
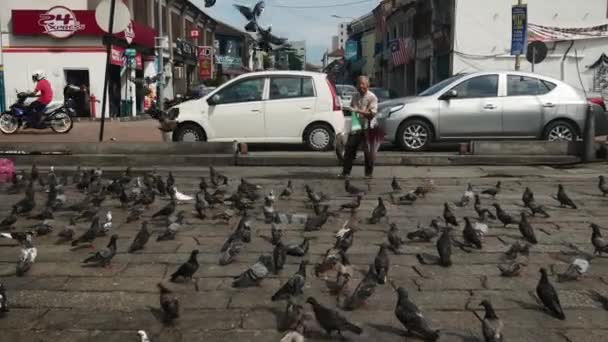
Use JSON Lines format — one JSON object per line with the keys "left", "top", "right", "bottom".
{"left": 345, "top": 40, "right": 358, "bottom": 61}
{"left": 511, "top": 5, "right": 528, "bottom": 55}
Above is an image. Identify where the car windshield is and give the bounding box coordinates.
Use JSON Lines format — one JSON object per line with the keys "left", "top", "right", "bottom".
{"left": 418, "top": 74, "right": 468, "bottom": 96}
{"left": 371, "top": 88, "right": 390, "bottom": 98}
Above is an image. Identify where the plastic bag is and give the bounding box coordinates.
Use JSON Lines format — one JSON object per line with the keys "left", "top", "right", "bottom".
{"left": 350, "top": 112, "right": 362, "bottom": 132}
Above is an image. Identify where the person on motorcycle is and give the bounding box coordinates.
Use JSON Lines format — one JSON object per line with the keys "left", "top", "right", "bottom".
{"left": 27, "top": 70, "right": 53, "bottom": 128}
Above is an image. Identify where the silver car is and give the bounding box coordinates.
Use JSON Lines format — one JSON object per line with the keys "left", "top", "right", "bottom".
{"left": 377, "top": 71, "right": 608, "bottom": 151}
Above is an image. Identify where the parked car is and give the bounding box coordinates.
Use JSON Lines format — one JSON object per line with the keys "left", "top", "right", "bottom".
{"left": 169, "top": 71, "right": 345, "bottom": 151}
{"left": 369, "top": 87, "right": 396, "bottom": 102}
{"left": 189, "top": 84, "right": 216, "bottom": 99}
{"left": 369, "top": 71, "right": 608, "bottom": 151}
{"left": 336, "top": 84, "right": 357, "bottom": 109}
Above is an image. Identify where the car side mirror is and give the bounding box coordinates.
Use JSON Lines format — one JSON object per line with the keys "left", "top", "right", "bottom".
{"left": 207, "top": 94, "right": 220, "bottom": 106}
{"left": 440, "top": 89, "right": 458, "bottom": 100}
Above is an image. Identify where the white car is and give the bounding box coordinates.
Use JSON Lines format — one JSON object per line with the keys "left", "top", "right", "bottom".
{"left": 169, "top": 71, "right": 345, "bottom": 151}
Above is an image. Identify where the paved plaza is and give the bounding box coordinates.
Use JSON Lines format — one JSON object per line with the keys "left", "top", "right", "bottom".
{"left": 1, "top": 164, "right": 608, "bottom": 342}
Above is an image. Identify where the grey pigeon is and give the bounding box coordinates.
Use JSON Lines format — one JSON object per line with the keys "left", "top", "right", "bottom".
{"left": 152, "top": 199, "right": 176, "bottom": 219}
{"left": 498, "top": 262, "right": 524, "bottom": 277}
{"left": 526, "top": 198, "right": 550, "bottom": 218}
{"left": 480, "top": 300, "right": 504, "bottom": 342}
{"left": 374, "top": 244, "right": 390, "bottom": 284}
{"left": 463, "top": 217, "right": 482, "bottom": 249}
{"left": 32, "top": 219, "right": 53, "bottom": 236}
{"left": 339, "top": 195, "right": 361, "bottom": 212}
{"left": 82, "top": 234, "right": 117, "bottom": 267}
{"left": 518, "top": 213, "right": 538, "bottom": 244}
{"left": 282, "top": 298, "right": 305, "bottom": 332}
{"left": 306, "top": 297, "right": 362, "bottom": 336}
{"left": 342, "top": 264, "right": 377, "bottom": 310}
{"left": 436, "top": 228, "right": 452, "bottom": 267}
{"left": 273, "top": 241, "right": 287, "bottom": 274}
{"left": 536, "top": 268, "right": 565, "bottom": 320}
{"left": 219, "top": 241, "right": 242, "bottom": 266}
{"left": 0, "top": 208, "right": 18, "bottom": 229}
{"left": 474, "top": 195, "right": 496, "bottom": 220}
{"left": 286, "top": 237, "right": 311, "bottom": 257}
{"left": 590, "top": 223, "right": 608, "bottom": 255}
{"left": 304, "top": 208, "right": 329, "bottom": 231}
{"left": 443, "top": 203, "right": 459, "bottom": 226}
{"left": 599, "top": 176, "right": 608, "bottom": 196}
{"left": 129, "top": 222, "right": 151, "bottom": 253}
{"left": 387, "top": 223, "right": 406, "bottom": 253}
{"left": 234, "top": 1, "right": 265, "bottom": 32}
{"left": 407, "top": 220, "right": 440, "bottom": 242}
{"left": 589, "top": 290, "right": 608, "bottom": 310}
{"left": 344, "top": 180, "right": 365, "bottom": 195}
{"left": 481, "top": 181, "right": 501, "bottom": 198}
{"left": 232, "top": 255, "right": 273, "bottom": 288}
{"left": 170, "top": 249, "right": 199, "bottom": 282}
{"left": 13, "top": 183, "right": 35, "bottom": 215}
{"left": 391, "top": 176, "right": 402, "bottom": 191}
{"left": 194, "top": 193, "right": 207, "bottom": 219}
{"left": 157, "top": 282, "right": 179, "bottom": 323}
{"left": 368, "top": 197, "right": 387, "bottom": 224}
{"left": 0, "top": 283, "right": 7, "bottom": 314}
{"left": 504, "top": 241, "right": 531, "bottom": 260}
{"left": 272, "top": 260, "right": 307, "bottom": 301}
{"left": 279, "top": 180, "right": 293, "bottom": 199}
{"left": 522, "top": 187, "right": 535, "bottom": 207}
{"left": 556, "top": 184, "right": 577, "bottom": 209}
{"left": 126, "top": 205, "right": 145, "bottom": 223}
{"left": 157, "top": 213, "right": 184, "bottom": 241}
{"left": 71, "top": 216, "right": 100, "bottom": 247}
{"left": 57, "top": 218, "right": 76, "bottom": 242}
{"left": 395, "top": 287, "right": 439, "bottom": 341}
{"left": 271, "top": 222, "right": 283, "bottom": 245}
{"left": 492, "top": 203, "right": 518, "bottom": 227}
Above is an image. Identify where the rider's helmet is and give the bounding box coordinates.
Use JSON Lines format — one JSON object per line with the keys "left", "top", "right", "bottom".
{"left": 32, "top": 70, "right": 46, "bottom": 83}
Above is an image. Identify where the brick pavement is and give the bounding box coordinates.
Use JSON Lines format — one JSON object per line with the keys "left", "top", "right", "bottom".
{"left": 1, "top": 165, "right": 608, "bottom": 341}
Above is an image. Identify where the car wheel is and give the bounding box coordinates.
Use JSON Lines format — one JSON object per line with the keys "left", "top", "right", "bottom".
{"left": 396, "top": 119, "right": 433, "bottom": 151}
{"left": 543, "top": 120, "right": 579, "bottom": 142}
{"left": 173, "top": 123, "right": 206, "bottom": 142}
{"left": 304, "top": 123, "right": 335, "bottom": 151}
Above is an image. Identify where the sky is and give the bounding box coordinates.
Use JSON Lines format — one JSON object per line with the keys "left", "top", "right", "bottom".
{"left": 192, "top": 0, "right": 378, "bottom": 65}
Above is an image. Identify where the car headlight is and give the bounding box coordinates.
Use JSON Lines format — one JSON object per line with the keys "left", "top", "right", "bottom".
{"left": 379, "top": 104, "right": 404, "bottom": 118}
{"left": 167, "top": 107, "right": 180, "bottom": 120}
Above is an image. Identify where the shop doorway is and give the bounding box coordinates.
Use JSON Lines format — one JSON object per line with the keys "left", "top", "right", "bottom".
{"left": 64, "top": 69, "right": 90, "bottom": 117}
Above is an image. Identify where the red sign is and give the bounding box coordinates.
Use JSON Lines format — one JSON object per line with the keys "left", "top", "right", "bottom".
{"left": 190, "top": 29, "right": 199, "bottom": 38}
{"left": 12, "top": 9, "right": 156, "bottom": 48}
{"left": 198, "top": 46, "right": 213, "bottom": 80}
{"left": 110, "top": 45, "right": 143, "bottom": 70}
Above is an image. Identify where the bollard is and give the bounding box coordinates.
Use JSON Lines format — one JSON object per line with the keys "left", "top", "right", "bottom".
{"left": 583, "top": 104, "right": 596, "bottom": 162}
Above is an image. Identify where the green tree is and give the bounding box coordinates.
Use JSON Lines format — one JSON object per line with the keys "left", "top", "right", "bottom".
{"left": 263, "top": 54, "right": 272, "bottom": 69}
{"left": 288, "top": 52, "right": 304, "bottom": 71}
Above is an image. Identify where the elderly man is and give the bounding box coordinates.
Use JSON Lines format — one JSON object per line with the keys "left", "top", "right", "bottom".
{"left": 340, "top": 76, "right": 379, "bottom": 178}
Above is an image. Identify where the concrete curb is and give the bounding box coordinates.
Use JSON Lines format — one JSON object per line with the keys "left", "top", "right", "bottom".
{"left": 72, "top": 114, "right": 152, "bottom": 122}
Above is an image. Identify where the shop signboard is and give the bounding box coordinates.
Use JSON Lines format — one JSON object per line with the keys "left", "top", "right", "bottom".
{"left": 110, "top": 45, "right": 142, "bottom": 70}
{"left": 198, "top": 46, "right": 213, "bottom": 80}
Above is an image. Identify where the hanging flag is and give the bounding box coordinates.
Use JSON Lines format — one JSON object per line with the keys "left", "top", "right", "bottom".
{"left": 390, "top": 38, "right": 412, "bottom": 67}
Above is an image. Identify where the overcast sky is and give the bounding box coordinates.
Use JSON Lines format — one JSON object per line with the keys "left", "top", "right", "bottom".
{"left": 192, "top": 0, "right": 378, "bottom": 65}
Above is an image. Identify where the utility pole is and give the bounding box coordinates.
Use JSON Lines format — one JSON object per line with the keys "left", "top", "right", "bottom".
{"left": 98, "top": 0, "right": 117, "bottom": 142}
{"left": 156, "top": 0, "right": 165, "bottom": 111}
{"left": 514, "top": 0, "right": 523, "bottom": 71}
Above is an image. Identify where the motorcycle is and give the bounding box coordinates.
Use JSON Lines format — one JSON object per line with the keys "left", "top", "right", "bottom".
{"left": 0, "top": 91, "right": 74, "bottom": 134}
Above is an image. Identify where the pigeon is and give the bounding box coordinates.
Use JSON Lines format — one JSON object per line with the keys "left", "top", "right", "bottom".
{"left": 157, "top": 211, "right": 185, "bottom": 241}
{"left": 16, "top": 245, "right": 37, "bottom": 276}
{"left": 0, "top": 208, "right": 17, "bottom": 229}
{"left": 339, "top": 195, "right": 362, "bottom": 212}
{"left": 232, "top": 255, "right": 273, "bottom": 288}
{"left": 341, "top": 264, "right": 378, "bottom": 310}
{"left": 30, "top": 206, "right": 54, "bottom": 221}
{"left": 72, "top": 216, "right": 100, "bottom": 246}
{"left": 32, "top": 219, "right": 53, "bottom": 236}
{"left": 165, "top": 172, "right": 175, "bottom": 196}
{"left": 590, "top": 223, "right": 608, "bottom": 255}
{"left": 315, "top": 247, "right": 347, "bottom": 277}
{"left": 137, "top": 330, "right": 150, "bottom": 342}
{"left": 304, "top": 207, "right": 330, "bottom": 231}
{"left": 82, "top": 234, "right": 118, "bottom": 267}
{"left": 286, "top": 237, "right": 311, "bottom": 257}
{"left": 473, "top": 221, "right": 489, "bottom": 236}
{"left": 391, "top": 176, "right": 402, "bottom": 191}
{"left": 157, "top": 282, "right": 179, "bottom": 323}
{"left": 368, "top": 197, "right": 387, "bottom": 224}
{"left": 436, "top": 228, "right": 452, "bottom": 267}
{"left": 474, "top": 195, "right": 496, "bottom": 220}
{"left": 304, "top": 184, "right": 327, "bottom": 205}
{"left": 306, "top": 297, "right": 362, "bottom": 336}
{"left": 345, "top": 180, "right": 365, "bottom": 195}
{"left": 518, "top": 213, "right": 538, "bottom": 244}
{"left": 271, "top": 222, "right": 283, "bottom": 245}
{"left": 463, "top": 217, "right": 482, "bottom": 249}
{"left": 492, "top": 203, "right": 518, "bottom": 227}
{"left": 333, "top": 256, "right": 354, "bottom": 294}
{"left": 204, "top": 0, "right": 216, "bottom": 8}
{"left": 556, "top": 184, "right": 577, "bottom": 209}
{"left": 522, "top": 187, "right": 535, "bottom": 207}
{"left": 280, "top": 331, "right": 304, "bottom": 342}
{"left": 272, "top": 260, "right": 307, "bottom": 301}
{"left": 263, "top": 197, "right": 275, "bottom": 223}
{"left": 414, "top": 178, "right": 434, "bottom": 197}
{"left": 482, "top": 181, "right": 501, "bottom": 198}
{"left": 281, "top": 298, "right": 306, "bottom": 333}
{"left": 57, "top": 218, "right": 76, "bottom": 242}
{"left": 558, "top": 257, "right": 590, "bottom": 282}
{"left": 391, "top": 191, "right": 418, "bottom": 205}
{"left": 589, "top": 290, "right": 608, "bottom": 310}
{"left": 100, "top": 211, "right": 112, "bottom": 235}
{"left": 152, "top": 199, "right": 176, "bottom": 220}
{"left": 194, "top": 193, "right": 208, "bottom": 220}
{"left": 455, "top": 183, "right": 474, "bottom": 207}
{"left": 234, "top": 1, "right": 265, "bottom": 32}
{"left": 480, "top": 300, "right": 504, "bottom": 342}
{"left": 257, "top": 25, "right": 288, "bottom": 52}
{"left": 30, "top": 164, "right": 39, "bottom": 181}
{"left": 170, "top": 249, "right": 199, "bottom": 282}
{"left": 126, "top": 205, "right": 145, "bottom": 223}
{"left": 129, "top": 221, "right": 151, "bottom": 253}
{"left": 0, "top": 283, "right": 7, "bottom": 314}
{"left": 219, "top": 241, "right": 242, "bottom": 266}
{"left": 334, "top": 225, "right": 354, "bottom": 252}
{"left": 273, "top": 241, "right": 287, "bottom": 274}
{"left": 443, "top": 203, "right": 459, "bottom": 226}
{"left": 599, "top": 176, "right": 608, "bottom": 196}
{"left": 536, "top": 268, "right": 565, "bottom": 320}
{"left": 394, "top": 287, "right": 439, "bottom": 341}
{"left": 374, "top": 244, "right": 390, "bottom": 284}
{"left": 526, "top": 199, "right": 550, "bottom": 218}
{"left": 13, "top": 184, "right": 35, "bottom": 215}
{"left": 0, "top": 231, "right": 34, "bottom": 247}
{"left": 279, "top": 180, "right": 293, "bottom": 199}
{"left": 498, "top": 262, "right": 524, "bottom": 277}
{"left": 387, "top": 223, "right": 406, "bottom": 253}
{"left": 407, "top": 220, "right": 440, "bottom": 242}
{"left": 504, "top": 241, "right": 531, "bottom": 260}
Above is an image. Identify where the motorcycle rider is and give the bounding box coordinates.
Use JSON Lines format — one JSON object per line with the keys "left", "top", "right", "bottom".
{"left": 27, "top": 70, "right": 53, "bottom": 128}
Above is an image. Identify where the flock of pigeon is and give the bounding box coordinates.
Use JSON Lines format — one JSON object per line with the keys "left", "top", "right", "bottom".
{"left": 1, "top": 165, "right": 608, "bottom": 342}
{"left": 233, "top": 1, "right": 290, "bottom": 53}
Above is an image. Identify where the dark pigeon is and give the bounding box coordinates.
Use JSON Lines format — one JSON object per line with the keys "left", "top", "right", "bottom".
{"left": 443, "top": 203, "right": 459, "bottom": 226}
{"left": 279, "top": 180, "right": 293, "bottom": 199}
{"left": 599, "top": 176, "right": 608, "bottom": 196}
{"left": 282, "top": 298, "right": 305, "bottom": 332}
{"left": 234, "top": 1, "right": 265, "bottom": 32}
{"left": 463, "top": 217, "right": 482, "bottom": 249}
{"left": 518, "top": 213, "right": 538, "bottom": 244}
{"left": 0, "top": 208, "right": 18, "bottom": 229}
{"left": 590, "top": 223, "right": 608, "bottom": 255}
{"left": 306, "top": 297, "right": 362, "bottom": 336}
{"left": 522, "top": 187, "right": 535, "bottom": 207}
{"left": 344, "top": 180, "right": 366, "bottom": 195}
{"left": 480, "top": 300, "right": 504, "bottom": 342}
{"left": 334, "top": 227, "right": 354, "bottom": 252}
{"left": 273, "top": 241, "right": 287, "bottom": 274}
{"left": 232, "top": 255, "right": 273, "bottom": 288}
{"left": 374, "top": 244, "right": 390, "bottom": 284}
{"left": 82, "top": 234, "right": 118, "bottom": 267}
{"left": 474, "top": 195, "right": 496, "bottom": 220}
{"left": 129, "top": 221, "right": 151, "bottom": 253}
{"left": 437, "top": 228, "right": 452, "bottom": 267}
{"left": 536, "top": 268, "right": 566, "bottom": 320}
{"left": 387, "top": 223, "right": 405, "bottom": 253}
{"left": 391, "top": 176, "right": 402, "bottom": 191}
{"left": 556, "top": 184, "right": 577, "bottom": 209}
{"left": 0, "top": 283, "right": 8, "bottom": 314}
{"left": 286, "top": 237, "right": 311, "bottom": 257}
{"left": 272, "top": 260, "right": 307, "bottom": 301}
{"left": 342, "top": 264, "right": 377, "bottom": 310}
{"left": 368, "top": 197, "right": 387, "bottom": 224}
{"left": 152, "top": 199, "right": 176, "bottom": 219}
{"left": 271, "top": 222, "right": 282, "bottom": 245}
{"left": 407, "top": 220, "right": 440, "bottom": 242}
{"left": 71, "top": 216, "right": 100, "bottom": 247}
{"left": 219, "top": 241, "right": 242, "bottom": 266}
{"left": 395, "top": 287, "right": 439, "bottom": 341}
{"left": 13, "top": 183, "right": 35, "bottom": 215}
{"left": 157, "top": 283, "right": 179, "bottom": 323}
{"left": 339, "top": 195, "right": 362, "bottom": 212}
{"left": 482, "top": 181, "right": 501, "bottom": 198}
{"left": 492, "top": 203, "right": 518, "bottom": 227}
{"left": 170, "top": 250, "right": 199, "bottom": 282}
{"left": 126, "top": 205, "right": 145, "bottom": 223}
{"left": 204, "top": 0, "right": 216, "bottom": 8}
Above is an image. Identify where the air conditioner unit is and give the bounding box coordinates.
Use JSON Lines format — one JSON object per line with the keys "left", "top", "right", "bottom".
{"left": 174, "top": 66, "right": 184, "bottom": 79}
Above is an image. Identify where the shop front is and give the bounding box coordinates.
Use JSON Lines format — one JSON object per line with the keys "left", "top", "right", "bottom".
{"left": 173, "top": 39, "right": 198, "bottom": 97}
{"left": 6, "top": 6, "right": 156, "bottom": 118}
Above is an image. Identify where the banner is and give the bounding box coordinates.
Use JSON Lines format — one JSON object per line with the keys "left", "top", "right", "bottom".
{"left": 528, "top": 23, "right": 608, "bottom": 42}
{"left": 511, "top": 5, "right": 528, "bottom": 55}
{"left": 198, "top": 46, "right": 213, "bottom": 80}
{"left": 345, "top": 40, "right": 358, "bottom": 61}
{"left": 110, "top": 45, "right": 143, "bottom": 70}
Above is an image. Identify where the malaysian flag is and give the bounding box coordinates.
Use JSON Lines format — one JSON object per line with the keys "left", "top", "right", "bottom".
{"left": 390, "top": 38, "right": 414, "bottom": 67}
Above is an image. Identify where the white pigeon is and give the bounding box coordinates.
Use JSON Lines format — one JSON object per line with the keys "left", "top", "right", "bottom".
{"left": 266, "top": 190, "right": 276, "bottom": 203}
{"left": 473, "top": 221, "right": 489, "bottom": 236}
{"left": 137, "top": 330, "right": 150, "bottom": 342}
{"left": 280, "top": 331, "right": 304, "bottom": 342}
{"left": 336, "top": 220, "right": 350, "bottom": 238}
{"left": 16, "top": 246, "right": 37, "bottom": 276}
{"left": 173, "top": 187, "right": 193, "bottom": 201}
{"left": 558, "top": 257, "right": 590, "bottom": 281}
{"left": 101, "top": 211, "right": 113, "bottom": 234}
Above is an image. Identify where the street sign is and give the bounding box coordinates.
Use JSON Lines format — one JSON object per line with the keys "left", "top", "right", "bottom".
{"left": 526, "top": 41, "right": 548, "bottom": 64}
{"left": 95, "top": 0, "right": 131, "bottom": 34}
{"left": 511, "top": 5, "right": 528, "bottom": 56}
